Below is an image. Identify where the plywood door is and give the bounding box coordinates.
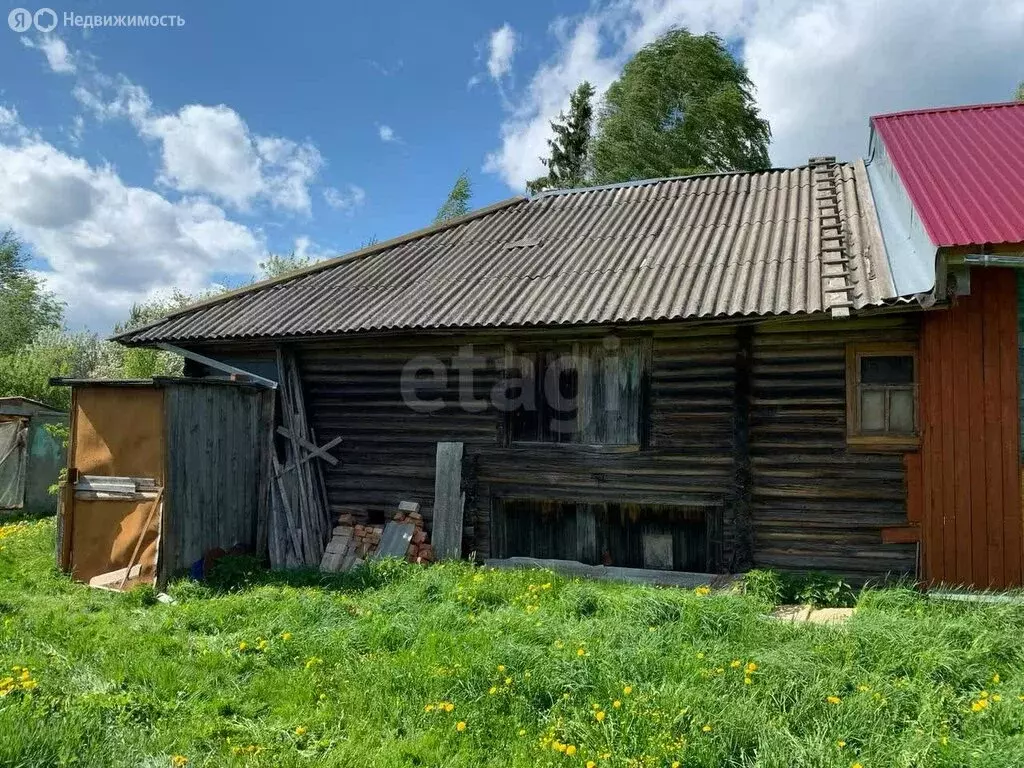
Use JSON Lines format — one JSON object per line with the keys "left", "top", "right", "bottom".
{"left": 67, "top": 387, "right": 165, "bottom": 586}
{"left": 917, "top": 268, "right": 1023, "bottom": 588}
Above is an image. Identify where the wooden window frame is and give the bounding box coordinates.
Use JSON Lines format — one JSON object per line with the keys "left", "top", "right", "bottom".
{"left": 845, "top": 341, "right": 920, "bottom": 452}
{"left": 500, "top": 336, "right": 649, "bottom": 450}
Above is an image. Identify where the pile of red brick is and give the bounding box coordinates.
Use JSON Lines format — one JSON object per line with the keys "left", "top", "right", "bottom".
{"left": 320, "top": 501, "right": 433, "bottom": 572}
{"left": 349, "top": 523, "right": 383, "bottom": 557}
{"left": 393, "top": 505, "right": 434, "bottom": 563}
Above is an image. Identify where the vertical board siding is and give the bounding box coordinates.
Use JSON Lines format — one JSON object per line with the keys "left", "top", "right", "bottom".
{"left": 748, "top": 318, "right": 918, "bottom": 581}
{"left": 919, "top": 267, "right": 1023, "bottom": 588}
{"left": 163, "top": 384, "right": 272, "bottom": 582}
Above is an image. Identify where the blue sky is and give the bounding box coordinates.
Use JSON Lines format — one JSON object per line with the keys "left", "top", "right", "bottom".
{"left": 1, "top": 0, "right": 1021, "bottom": 331}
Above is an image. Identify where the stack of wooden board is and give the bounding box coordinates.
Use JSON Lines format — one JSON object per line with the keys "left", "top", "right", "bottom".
{"left": 268, "top": 348, "right": 339, "bottom": 569}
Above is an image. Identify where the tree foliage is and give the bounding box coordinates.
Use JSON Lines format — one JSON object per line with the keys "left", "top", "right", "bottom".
{"left": 435, "top": 172, "right": 473, "bottom": 224}
{"left": 591, "top": 29, "right": 771, "bottom": 183}
{"left": 0, "top": 232, "right": 63, "bottom": 356}
{"left": 258, "top": 251, "right": 316, "bottom": 280}
{"left": 528, "top": 82, "right": 596, "bottom": 194}
{"left": 1016, "top": 81, "right": 1024, "bottom": 102}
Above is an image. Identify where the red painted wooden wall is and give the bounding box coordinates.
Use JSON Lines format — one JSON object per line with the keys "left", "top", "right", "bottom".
{"left": 909, "top": 267, "right": 1023, "bottom": 588}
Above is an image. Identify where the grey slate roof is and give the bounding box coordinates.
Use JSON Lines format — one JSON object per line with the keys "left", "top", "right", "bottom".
{"left": 118, "top": 161, "right": 899, "bottom": 345}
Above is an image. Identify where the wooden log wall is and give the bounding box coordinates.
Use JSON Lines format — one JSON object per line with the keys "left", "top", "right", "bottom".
{"left": 748, "top": 316, "right": 918, "bottom": 582}
{"left": 194, "top": 314, "right": 921, "bottom": 580}
{"left": 161, "top": 383, "right": 273, "bottom": 584}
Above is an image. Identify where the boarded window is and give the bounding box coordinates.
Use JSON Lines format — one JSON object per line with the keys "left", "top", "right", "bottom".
{"left": 846, "top": 343, "right": 919, "bottom": 450}
{"left": 492, "top": 499, "right": 709, "bottom": 572}
{"left": 505, "top": 338, "right": 647, "bottom": 445}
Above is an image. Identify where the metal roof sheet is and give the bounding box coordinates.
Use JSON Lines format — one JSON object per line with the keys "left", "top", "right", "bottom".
{"left": 871, "top": 102, "right": 1024, "bottom": 248}
{"left": 120, "top": 162, "right": 899, "bottom": 345}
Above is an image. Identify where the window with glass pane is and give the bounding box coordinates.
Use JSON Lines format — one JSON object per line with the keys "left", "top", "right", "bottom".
{"left": 849, "top": 346, "right": 918, "bottom": 442}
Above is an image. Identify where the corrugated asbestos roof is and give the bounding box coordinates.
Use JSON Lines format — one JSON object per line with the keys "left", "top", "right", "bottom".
{"left": 872, "top": 102, "right": 1024, "bottom": 248}
{"left": 119, "top": 161, "right": 898, "bottom": 345}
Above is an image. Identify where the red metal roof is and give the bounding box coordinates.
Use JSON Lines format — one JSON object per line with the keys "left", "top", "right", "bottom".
{"left": 871, "top": 101, "right": 1024, "bottom": 248}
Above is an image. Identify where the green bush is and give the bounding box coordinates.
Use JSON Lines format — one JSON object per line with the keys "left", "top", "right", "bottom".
{"left": 744, "top": 569, "right": 856, "bottom": 608}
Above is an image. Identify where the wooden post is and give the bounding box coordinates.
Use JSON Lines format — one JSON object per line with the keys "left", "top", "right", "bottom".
{"left": 728, "top": 325, "right": 754, "bottom": 572}
{"left": 432, "top": 442, "right": 465, "bottom": 560}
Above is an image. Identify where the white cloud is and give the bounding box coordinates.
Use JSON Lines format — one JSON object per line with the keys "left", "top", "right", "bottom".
{"left": 487, "top": 23, "right": 518, "bottom": 80}
{"left": 0, "top": 111, "right": 263, "bottom": 331}
{"left": 73, "top": 74, "right": 324, "bottom": 214}
{"left": 0, "top": 105, "right": 28, "bottom": 139}
{"left": 323, "top": 184, "right": 366, "bottom": 213}
{"left": 142, "top": 105, "right": 264, "bottom": 209}
{"left": 486, "top": 0, "right": 1024, "bottom": 189}
{"left": 21, "top": 35, "right": 76, "bottom": 74}
{"left": 743, "top": 0, "right": 1024, "bottom": 166}
{"left": 293, "top": 236, "right": 332, "bottom": 262}
{"left": 378, "top": 124, "right": 397, "bottom": 143}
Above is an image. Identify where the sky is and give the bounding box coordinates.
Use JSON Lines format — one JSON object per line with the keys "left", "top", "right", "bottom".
{"left": 1, "top": 0, "right": 1022, "bottom": 333}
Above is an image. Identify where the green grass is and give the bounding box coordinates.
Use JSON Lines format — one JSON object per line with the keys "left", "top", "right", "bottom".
{"left": 2, "top": 519, "right": 1024, "bottom": 767}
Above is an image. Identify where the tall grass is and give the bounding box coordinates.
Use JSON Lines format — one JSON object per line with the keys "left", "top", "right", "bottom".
{"left": 1, "top": 519, "right": 1024, "bottom": 767}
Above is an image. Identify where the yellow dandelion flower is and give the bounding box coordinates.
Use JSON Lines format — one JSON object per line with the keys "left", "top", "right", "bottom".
{"left": 553, "top": 741, "right": 567, "bottom": 753}
{"left": 613, "top": 700, "right": 622, "bottom": 709}
{"left": 171, "top": 757, "right": 188, "bottom": 767}
{"left": 595, "top": 710, "right": 606, "bottom": 721}
{"left": 744, "top": 677, "right": 752, "bottom": 685}
{"left": 702, "top": 724, "right": 712, "bottom": 733}
{"left": 238, "top": 641, "right": 248, "bottom": 651}
{"left": 444, "top": 702, "right": 455, "bottom": 713}
{"left": 281, "top": 632, "right": 293, "bottom": 641}
{"left": 827, "top": 696, "right": 842, "bottom": 705}
{"left": 696, "top": 652, "right": 705, "bottom": 659}
{"left": 852, "top": 763, "right": 863, "bottom": 768}
{"left": 518, "top": 729, "right": 527, "bottom": 737}
{"left": 730, "top": 660, "right": 742, "bottom": 668}
{"left": 425, "top": 704, "right": 435, "bottom": 712}
{"left": 497, "top": 665, "right": 506, "bottom": 673}
{"left": 992, "top": 694, "right": 1002, "bottom": 702}
{"left": 623, "top": 685, "right": 633, "bottom": 695}
{"left": 970, "top": 699, "right": 988, "bottom": 712}
{"left": 745, "top": 662, "right": 758, "bottom": 673}
{"left": 992, "top": 673, "right": 1001, "bottom": 684}
{"left": 542, "top": 582, "right": 552, "bottom": 590}
{"left": 577, "top": 648, "right": 586, "bottom": 657}
{"left": 672, "top": 763, "right": 681, "bottom": 768}
{"left": 587, "top": 762, "right": 597, "bottom": 768}
{"left": 694, "top": 585, "right": 711, "bottom": 596}
{"left": 456, "top": 721, "right": 466, "bottom": 732}
{"left": 566, "top": 745, "right": 577, "bottom": 756}
{"left": 294, "top": 726, "right": 307, "bottom": 736}
{"left": 504, "top": 677, "right": 512, "bottom": 685}
{"left": 980, "top": 690, "right": 989, "bottom": 698}
{"left": 837, "top": 740, "right": 846, "bottom": 748}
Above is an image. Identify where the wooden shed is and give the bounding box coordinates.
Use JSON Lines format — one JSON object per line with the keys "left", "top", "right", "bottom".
{"left": 54, "top": 378, "right": 274, "bottom": 589}
{"left": 0, "top": 397, "right": 66, "bottom": 516}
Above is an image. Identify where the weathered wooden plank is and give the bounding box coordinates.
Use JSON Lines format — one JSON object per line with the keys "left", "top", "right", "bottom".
{"left": 432, "top": 441, "right": 464, "bottom": 560}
